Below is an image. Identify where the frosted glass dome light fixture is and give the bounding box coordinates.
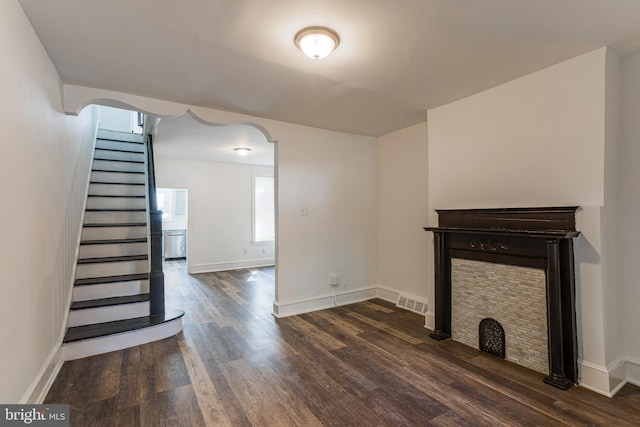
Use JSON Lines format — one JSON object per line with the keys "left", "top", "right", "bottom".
{"left": 294, "top": 26, "right": 340, "bottom": 60}
{"left": 234, "top": 147, "right": 252, "bottom": 156}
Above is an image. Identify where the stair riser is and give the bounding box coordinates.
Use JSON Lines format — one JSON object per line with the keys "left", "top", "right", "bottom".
{"left": 67, "top": 302, "right": 150, "bottom": 327}
{"left": 92, "top": 160, "right": 145, "bottom": 173}
{"left": 94, "top": 149, "right": 145, "bottom": 163}
{"left": 79, "top": 242, "right": 148, "bottom": 259}
{"left": 95, "top": 139, "right": 145, "bottom": 153}
{"left": 73, "top": 280, "right": 149, "bottom": 301}
{"left": 76, "top": 260, "right": 148, "bottom": 279}
{"left": 84, "top": 210, "right": 147, "bottom": 224}
{"left": 86, "top": 197, "right": 146, "bottom": 210}
{"left": 90, "top": 171, "right": 145, "bottom": 184}
{"left": 82, "top": 226, "right": 147, "bottom": 241}
{"left": 89, "top": 183, "right": 146, "bottom": 197}
{"left": 97, "top": 130, "right": 144, "bottom": 143}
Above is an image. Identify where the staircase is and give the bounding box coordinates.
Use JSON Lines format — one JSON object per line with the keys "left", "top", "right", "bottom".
{"left": 62, "top": 129, "right": 183, "bottom": 360}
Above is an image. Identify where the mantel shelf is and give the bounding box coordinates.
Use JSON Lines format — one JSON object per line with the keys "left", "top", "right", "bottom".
{"left": 424, "top": 227, "right": 580, "bottom": 239}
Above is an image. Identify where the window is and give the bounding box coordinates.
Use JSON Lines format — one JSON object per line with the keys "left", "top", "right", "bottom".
{"left": 253, "top": 174, "right": 275, "bottom": 243}
{"left": 156, "top": 189, "right": 172, "bottom": 221}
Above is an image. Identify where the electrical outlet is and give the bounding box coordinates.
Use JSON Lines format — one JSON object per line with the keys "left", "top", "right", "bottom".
{"left": 243, "top": 248, "right": 248, "bottom": 254}
{"left": 329, "top": 273, "right": 339, "bottom": 287}
{"left": 300, "top": 207, "right": 309, "bottom": 216}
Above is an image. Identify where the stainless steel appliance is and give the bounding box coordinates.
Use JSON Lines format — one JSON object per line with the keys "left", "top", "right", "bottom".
{"left": 163, "top": 229, "right": 187, "bottom": 260}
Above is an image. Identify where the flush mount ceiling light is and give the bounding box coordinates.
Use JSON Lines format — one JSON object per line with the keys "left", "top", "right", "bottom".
{"left": 294, "top": 26, "right": 340, "bottom": 60}
{"left": 234, "top": 147, "right": 252, "bottom": 156}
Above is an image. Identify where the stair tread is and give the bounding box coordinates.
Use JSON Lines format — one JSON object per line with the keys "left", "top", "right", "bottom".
{"left": 96, "top": 134, "right": 144, "bottom": 144}
{"left": 94, "top": 147, "right": 145, "bottom": 155}
{"left": 90, "top": 181, "right": 145, "bottom": 186}
{"left": 70, "top": 293, "right": 150, "bottom": 310}
{"left": 63, "top": 309, "right": 184, "bottom": 343}
{"left": 75, "top": 273, "right": 149, "bottom": 286}
{"left": 83, "top": 222, "right": 146, "bottom": 228}
{"left": 87, "top": 194, "right": 145, "bottom": 198}
{"left": 91, "top": 169, "right": 145, "bottom": 174}
{"left": 85, "top": 208, "right": 146, "bottom": 212}
{"left": 96, "top": 141, "right": 144, "bottom": 146}
{"left": 93, "top": 157, "right": 145, "bottom": 164}
{"left": 81, "top": 238, "right": 148, "bottom": 245}
{"left": 77, "top": 254, "right": 148, "bottom": 264}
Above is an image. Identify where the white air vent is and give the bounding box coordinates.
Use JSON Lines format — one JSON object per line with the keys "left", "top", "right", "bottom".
{"left": 396, "top": 295, "right": 429, "bottom": 316}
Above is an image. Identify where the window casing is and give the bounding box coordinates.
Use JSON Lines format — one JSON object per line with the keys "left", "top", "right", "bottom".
{"left": 252, "top": 173, "right": 275, "bottom": 244}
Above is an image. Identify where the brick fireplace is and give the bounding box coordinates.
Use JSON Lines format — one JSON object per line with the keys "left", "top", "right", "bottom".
{"left": 424, "top": 207, "right": 580, "bottom": 390}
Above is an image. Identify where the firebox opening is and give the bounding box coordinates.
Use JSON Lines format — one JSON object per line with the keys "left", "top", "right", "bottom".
{"left": 479, "top": 318, "right": 505, "bottom": 359}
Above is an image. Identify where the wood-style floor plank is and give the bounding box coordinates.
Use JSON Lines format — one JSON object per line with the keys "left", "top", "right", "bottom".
{"left": 46, "top": 261, "right": 640, "bottom": 426}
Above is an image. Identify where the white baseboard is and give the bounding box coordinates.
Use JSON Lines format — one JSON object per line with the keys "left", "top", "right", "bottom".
{"left": 189, "top": 258, "right": 275, "bottom": 274}
{"left": 376, "top": 286, "right": 400, "bottom": 303}
{"left": 424, "top": 311, "right": 435, "bottom": 330}
{"left": 625, "top": 356, "right": 640, "bottom": 388}
{"left": 377, "top": 285, "right": 434, "bottom": 328}
{"left": 578, "top": 356, "right": 628, "bottom": 397}
{"left": 20, "top": 345, "right": 64, "bottom": 404}
{"left": 273, "top": 286, "right": 377, "bottom": 318}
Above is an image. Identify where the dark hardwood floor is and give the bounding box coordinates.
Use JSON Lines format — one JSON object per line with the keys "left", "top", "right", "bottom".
{"left": 46, "top": 261, "right": 640, "bottom": 426}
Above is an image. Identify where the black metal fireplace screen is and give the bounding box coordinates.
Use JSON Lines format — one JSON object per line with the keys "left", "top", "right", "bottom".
{"left": 479, "top": 318, "right": 505, "bottom": 358}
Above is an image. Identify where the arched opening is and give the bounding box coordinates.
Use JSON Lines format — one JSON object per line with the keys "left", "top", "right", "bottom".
{"left": 85, "top": 103, "right": 278, "bottom": 318}
{"left": 153, "top": 112, "right": 276, "bottom": 272}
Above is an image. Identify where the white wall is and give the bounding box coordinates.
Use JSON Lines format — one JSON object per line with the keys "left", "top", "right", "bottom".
{"left": 427, "top": 48, "right": 617, "bottom": 394}
{"left": 619, "top": 51, "right": 640, "bottom": 386}
{"left": 276, "top": 128, "right": 377, "bottom": 314}
{"left": 0, "top": 0, "right": 98, "bottom": 403}
{"left": 376, "top": 122, "right": 430, "bottom": 304}
{"left": 427, "top": 49, "right": 605, "bottom": 210}
{"left": 155, "top": 157, "right": 275, "bottom": 273}
{"left": 96, "top": 105, "right": 135, "bottom": 132}
{"left": 602, "top": 49, "right": 623, "bottom": 380}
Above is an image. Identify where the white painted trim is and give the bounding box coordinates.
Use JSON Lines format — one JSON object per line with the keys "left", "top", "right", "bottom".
{"left": 578, "top": 359, "right": 611, "bottom": 396}
{"left": 67, "top": 301, "right": 150, "bottom": 327}
{"left": 63, "top": 85, "right": 276, "bottom": 143}
{"left": 251, "top": 171, "right": 275, "bottom": 244}
{"left": 273, "top": 286, "right": 378, "bottom": 318}
{"left": 578, "top": 356, "right": 631, "bottom": 397}
{"left": 376, "top": 286, "right": 399, "bottom": 304}
{"left": 625, "top": 356, "right": 640, "bottom": 390}
{"left": 273, "top": 296, "right": 336, "bottom": 318}
{"left": 62, "top": 316, "right": 183, "bottom": 360}
{"left": 72, "top": 279, "right": 149, "bottom": 301}
{"left": 424, "top": 311, "right": 435, "bottom": 330}
{"left": 606, "top": 356, "right": 628, "bottom": 396}
{"left": 376, "top": 285, "right": 434, "bottom": 328}
{"left": 189, "top": 259, "right": 275, "bottom": 274}
{"left": 19, "top": 346, "right": 64, "bottom": 404}
{"left": 335, "top": 287, "right": 378, "bottom": 306}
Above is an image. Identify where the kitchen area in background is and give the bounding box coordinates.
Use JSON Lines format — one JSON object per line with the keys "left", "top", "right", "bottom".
{"left": 157, "top": 188, "right": 188, "bottom": 261}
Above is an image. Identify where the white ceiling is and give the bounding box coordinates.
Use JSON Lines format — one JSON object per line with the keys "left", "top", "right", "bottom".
{"left": 17, "top": 0, "right": 640, "bottom": 137}
{"left": 154, "top": 113, "right": 274, "bottom": 166}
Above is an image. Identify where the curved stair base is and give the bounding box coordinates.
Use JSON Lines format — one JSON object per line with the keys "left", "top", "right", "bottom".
{"left": 62, "top": 310, "right": 184, "bottom": 360}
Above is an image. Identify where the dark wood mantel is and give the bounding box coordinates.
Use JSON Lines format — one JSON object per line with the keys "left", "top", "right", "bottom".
{"left": 424, "top": 206, "right": 580, "bottom": 390}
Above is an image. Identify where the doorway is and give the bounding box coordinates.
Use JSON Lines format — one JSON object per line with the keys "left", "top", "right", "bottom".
{"left": 157, "top": 188, "right": 188, "bottom": 261}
